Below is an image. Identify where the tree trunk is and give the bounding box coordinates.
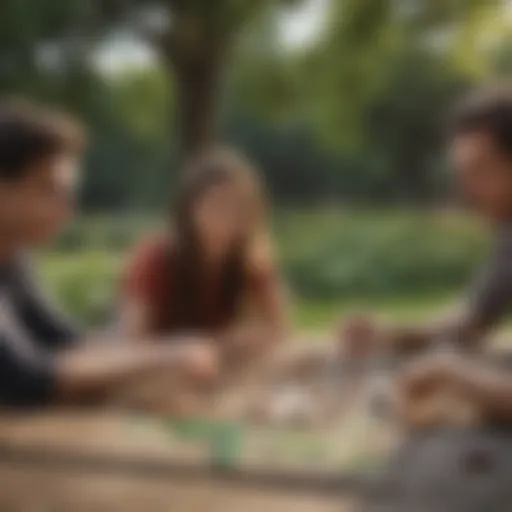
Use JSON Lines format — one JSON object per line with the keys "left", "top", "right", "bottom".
{"left": 172, "top": 55, "right": 222, "bottom": 163}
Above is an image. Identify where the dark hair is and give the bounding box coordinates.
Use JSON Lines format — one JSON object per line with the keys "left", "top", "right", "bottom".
{"left": 0, "top": 100, "right": 84, "bottom": 181}
{"left": 450, "top": 85, "right": 512, "bottom": 156}
{"left": 170, "top": 148, "right": 266, "bottom": 330}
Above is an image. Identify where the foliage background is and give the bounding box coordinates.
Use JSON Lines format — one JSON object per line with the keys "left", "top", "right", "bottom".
{"left": 2, "top": 0, "right": 510, "bottom": 329}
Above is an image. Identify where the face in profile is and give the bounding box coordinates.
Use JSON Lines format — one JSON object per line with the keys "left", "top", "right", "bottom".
{"left": 0, "top": 154, "right": 79, "bottom": 247}
{"left": 450, "top": 131, "right": 512, "bottom": 221}
{"left": 191, "top": 180, "right": 255, "bottom": 257}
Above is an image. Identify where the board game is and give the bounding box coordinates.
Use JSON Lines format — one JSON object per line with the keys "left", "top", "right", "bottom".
{"left": 0, "top": 347, "right": 399, "bottom": 510}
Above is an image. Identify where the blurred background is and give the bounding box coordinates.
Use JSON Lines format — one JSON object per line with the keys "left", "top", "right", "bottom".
{"left": 3, "top": 0, "right": 510, "bottom": 332}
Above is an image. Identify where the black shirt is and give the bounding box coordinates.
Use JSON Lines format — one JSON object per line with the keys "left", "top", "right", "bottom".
{"left": 0, "top": 257, "right": 80, "bottom": 407}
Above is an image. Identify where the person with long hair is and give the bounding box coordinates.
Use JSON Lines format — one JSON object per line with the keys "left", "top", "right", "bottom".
{"left": 121, "top": 148, "right": 287, "bottom": 377}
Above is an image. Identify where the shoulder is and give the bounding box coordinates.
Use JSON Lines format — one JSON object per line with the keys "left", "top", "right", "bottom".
{"left": 129, "top": 232, "right": 173, "bottom": 269}
{"left": 246, "top": 235, "right": 278, "bottom": 287}
{"left": 495, "top": 226, "right": 512, "bottom": 258}
{"left": 7, "top": 253, "right": 39, "bottom": 290}
{"left": 480, "top": 227, "right": 512, "bottom": 282}
{"left": 125, "top": 232, "right": 175, "bottom": 294}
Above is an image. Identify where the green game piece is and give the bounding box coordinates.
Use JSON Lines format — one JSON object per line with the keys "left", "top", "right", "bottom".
{"left": 209, "top": 421, "right": 244, "bottom": 469}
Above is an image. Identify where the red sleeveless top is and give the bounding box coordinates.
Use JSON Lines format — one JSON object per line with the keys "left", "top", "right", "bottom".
{"left": 124, "top": 235, "right": 272, "bottom": 334}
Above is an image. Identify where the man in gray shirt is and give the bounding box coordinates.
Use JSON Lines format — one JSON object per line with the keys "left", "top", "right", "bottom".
{"left": 342, "top": 86, "right": 512, "bottom": 423}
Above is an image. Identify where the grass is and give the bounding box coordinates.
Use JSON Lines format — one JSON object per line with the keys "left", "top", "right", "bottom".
{"left": 39, "top": 250, "right": 461, "bottom": 334}
{"left": 43, "top": 210, "right": 492, "bottom": 332}
{"left": 294, "top": 293, "right": 458, "bottom": 333}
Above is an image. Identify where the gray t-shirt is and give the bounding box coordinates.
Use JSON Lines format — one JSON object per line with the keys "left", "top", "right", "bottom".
{"left": 466, "top": 227, "right": 512, "bottom": 332}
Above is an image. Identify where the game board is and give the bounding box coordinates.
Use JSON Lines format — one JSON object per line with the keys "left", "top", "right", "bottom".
{"left": 0, "top": 348, "right": 400, "bottom": 510}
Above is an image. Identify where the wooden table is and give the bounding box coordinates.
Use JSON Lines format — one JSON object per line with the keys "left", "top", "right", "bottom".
{"left": 0, "top": 411, "right": 358, "bottom": 512}
{"left": 0, "top": 341, "right": 410, "bottom": 511}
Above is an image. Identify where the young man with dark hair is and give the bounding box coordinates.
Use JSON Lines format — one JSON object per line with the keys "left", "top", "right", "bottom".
{"left": 0, "top": 101, "right": 217, "bottom": 409}
{"left": 341, "top": 85, "right": 512, "bottom": 423}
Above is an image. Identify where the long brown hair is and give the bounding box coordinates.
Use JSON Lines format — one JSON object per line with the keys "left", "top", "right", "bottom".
{"left": 169, "top": 147, "right": 267, "bottom": 330}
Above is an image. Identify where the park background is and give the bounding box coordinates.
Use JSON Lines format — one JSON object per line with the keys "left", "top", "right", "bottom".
{"left": 3, "top": 0, "right": 511, "bottom": 333}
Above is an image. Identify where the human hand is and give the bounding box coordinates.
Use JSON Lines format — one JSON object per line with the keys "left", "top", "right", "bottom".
{"left": 399, "top": 351, "right": 459, "bottom": 399}
{"left": 170, "top": 339, "right": 220, "bottom": 383}
{"left": 221, "top": 326, "right": 270, "bottom": 363}
{"left": 397, "top": 352, "right": 479, "bottom": 428}
{"left": 337, "top": 314, "right": 383, "bottom": 360}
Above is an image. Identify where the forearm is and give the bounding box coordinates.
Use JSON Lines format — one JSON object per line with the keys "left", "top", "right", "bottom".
{"left": 220, "top": 321, "right": 284, "bottom": 361}
{"left": 386, "top": 316, "right": 485, "bottom": 356}
{"left": 53, "top": 343, "right": 190, "bottom": 402}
